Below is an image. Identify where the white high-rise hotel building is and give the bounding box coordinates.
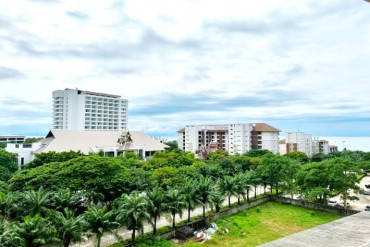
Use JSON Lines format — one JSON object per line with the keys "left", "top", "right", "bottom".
{"left": 52, "top": 88, "right": 128, "bottom": 131}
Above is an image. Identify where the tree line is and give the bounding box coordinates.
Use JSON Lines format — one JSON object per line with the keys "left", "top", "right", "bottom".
{"left": 0, "top": 147, "right": 370, "bottom": 246}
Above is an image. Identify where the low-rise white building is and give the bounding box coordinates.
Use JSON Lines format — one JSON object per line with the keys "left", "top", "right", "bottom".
{"left": 7, "top": 130, "right": 168, "bottom": 166}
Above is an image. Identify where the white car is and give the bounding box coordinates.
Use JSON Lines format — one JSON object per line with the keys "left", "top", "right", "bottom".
{"left": 328, "top": 200, "right": 338, "bottom": 207}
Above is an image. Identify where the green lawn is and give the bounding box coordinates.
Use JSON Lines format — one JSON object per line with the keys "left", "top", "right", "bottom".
{"left": 180, "top": 201, "right": 342, "bottom": 247}
{"left": 125, "top": 202, "right": 342, "bottom": 247}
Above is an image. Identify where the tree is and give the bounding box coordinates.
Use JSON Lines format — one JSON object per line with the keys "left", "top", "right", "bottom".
{"left": 296, "top": 162, "right": 330, "bottom": 202}
{"left": 83, "top": 206, "right": 120, "bottom": 247}
{"left": 284, "top": 152, "right": 309, "bottom": 164}
{"left": 48, "top": 209, "right": 86, "bottom": 247}
{"left": 164, "top": 188, "right": 185, "bottom": 229}
{"left": 116, "top": 192, "right": 151, "bottom": 242}
{"left": 24, "top": 151, "right": 84, "bottom": 169}
{"left": 326, "top": 158, "right": 360, "bottom": 208}
{"left": 145, "top": 187, "right": 165, "bottom": 235}
{"left": 246, "top": 170, "right": 261, "bottom": 199}
{"left": 246, "top": 149, "right": 272, "bottom": 158}
{"left": 50, "top": 189, "right": 80, "bottom": 213}
{"left": 281, "top": 158, "right": 301, "bottom": 198}
{"left": 209, "top": 190, "right": 225, "bottom": 213}
{"left": 257, "top": 154, "right": 285, "bottom": 194}
{"left": 0, "top": 149, "right": 18, "bottom": 181}
{"left": 151, "top": 166, "right": 179, "bottom": 189}
{"left": 180, "top": 179, "right": 198, "bottom": 223}
{"left": 195, "top": 176, "right": 217, "bottom": 218}
{"left": 20, "top": 189, "right": 52, "bottom": 217}
{"left": 219, "top": 176, "right": 238, "bottom": 208}
{"left": 163, "top": 140, "right": 179, "bottom": 151}
{"left": 10, "top": 156, "right": 132, "bottom": 202}
{"left": 11, "top": 214, "right": 57, "bottom": 247}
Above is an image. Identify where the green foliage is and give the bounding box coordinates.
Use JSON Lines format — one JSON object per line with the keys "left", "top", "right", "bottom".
{"left": 0, "top": 149, "right": 18, "bottom": 181}
{"left": 10, "top": 214, "right": 58, "bottom": 247}
{"left": 24, "top": 151, "right": 85, "bottom": 169}
{"left": 151, "top": 166, "right": 179, "bottom": 189}
{"left": 83, "top": 206, "right": 120, "bottom": 247}
{"left": 208, "top": 150, "right": 229, "bottom": 161}
{"left": 148, "top": 150, "right": 195, "bottom": 169}
{"left": 163, "top": 140, "right": 179, "bottom": 151}
{"left": 116, "top": 192, "right": 151, "bottom": 242}
{"left": 284, "top": 152, "right": 309, "bottom": 164}
{"left": 0, "top": 142, "right": 6, "bottom": 149}
{"left": 245, "top": 149, "right": 272, "bottom": 158}
{"left": 23, "top": 138, "right": 43, "bottom": 144}
{"left": 9, "top": 156, "right": 131, "bottom": 202}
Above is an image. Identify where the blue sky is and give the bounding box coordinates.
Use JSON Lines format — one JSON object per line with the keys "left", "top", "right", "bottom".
{"left": 0, "top": 0, "right": 370, "bottom": 149}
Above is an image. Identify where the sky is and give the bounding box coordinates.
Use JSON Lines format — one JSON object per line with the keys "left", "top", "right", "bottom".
{"left": 0, "top": 0, "right": 370, "bottom": 150}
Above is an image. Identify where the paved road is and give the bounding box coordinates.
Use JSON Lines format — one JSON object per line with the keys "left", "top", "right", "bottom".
{"left": 330, "top": 175, "right": 370, "bottom": 211}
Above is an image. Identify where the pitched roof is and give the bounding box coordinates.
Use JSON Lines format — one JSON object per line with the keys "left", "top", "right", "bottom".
{"left": 35, "top": 130, "right": 168, "bottom": 154}
{"left": 252, "top": 123, "right": 281, "bottom": 132}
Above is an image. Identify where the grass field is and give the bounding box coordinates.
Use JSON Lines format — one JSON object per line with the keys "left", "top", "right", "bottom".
{"left": 180, "top": 201, "right": 342, "bottom": 247}
{"left": 123, "top": 201, "right": 343, "bottom": 247}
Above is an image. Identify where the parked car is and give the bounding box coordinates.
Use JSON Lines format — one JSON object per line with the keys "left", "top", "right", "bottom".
{"left": 328, "top": 200, "right": 338, "bottom": 207}
{"left": 362, "top": 190, "right": 370, "bottom": 195}
{"left": 365, "top": 205, "right": 370, "bottom": 211}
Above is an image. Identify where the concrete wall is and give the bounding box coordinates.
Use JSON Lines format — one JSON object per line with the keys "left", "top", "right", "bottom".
{"left": 271, "top": 196, "right": 359, "bottom": 216}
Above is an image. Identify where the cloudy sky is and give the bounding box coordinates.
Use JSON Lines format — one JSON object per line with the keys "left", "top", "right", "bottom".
{"left": 0, "top": 0, "right": 370, "bottom": 146}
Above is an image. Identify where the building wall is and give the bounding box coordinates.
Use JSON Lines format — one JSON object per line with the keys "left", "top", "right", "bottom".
{"left": 0, "top": 135, "right": 25, "bottom": 143}
{"left": 179, "top": 123, "right": 279, "bottom": 156}
{"left": 6, "top": 143, "right": 42, "bottom": 168}
{"left": 286, "top": 132, "right": 313, "bottom": 156}
{"left": 52, "top": 89, "right": 128, "bottom": 131}
{"left": 228, "top": 124, "right": 252, "bottom": 155}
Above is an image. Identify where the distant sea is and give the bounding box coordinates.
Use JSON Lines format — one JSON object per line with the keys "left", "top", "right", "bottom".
{"left": 320, "top": 137, "right": 370, "bottom": 152}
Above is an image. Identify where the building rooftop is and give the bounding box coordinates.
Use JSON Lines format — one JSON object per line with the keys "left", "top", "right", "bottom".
{"left": 261, "top": 211, "right": 370, "bottom": 247}
{"left": 252, "top": 123, "right": 281, "bottom": 132}
{"left": 35, "top": 130, "right": 167, "bottom": 154}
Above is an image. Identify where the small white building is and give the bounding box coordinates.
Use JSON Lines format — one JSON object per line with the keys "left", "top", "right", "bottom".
{"left": 6, "top": 142, "right": 42, "bottom": 167}
{"left": 0, "top": 135, "right": 25, "bottom": 144}
{"left": 284, "top": 132, "right": 313, "bottom": 157}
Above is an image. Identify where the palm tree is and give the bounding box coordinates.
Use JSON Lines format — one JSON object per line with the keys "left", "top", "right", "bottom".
{"left": 196, "top": 176, "right": 217, "bottom": 218}
{"left": 50, "top": 189, "right": 79, "bottom": 213}
{"left": 0, "top": 192, "right": 20, "bottom": 220}
{"left": 247, "top": 170, "right": 261, "bottom": 199}
{"left": 11, "top": 214, "right": 57, "bottom": 247}
{"left": 209, "top": 189, "right": 226, "bottom": 213}
{"left": 20, "top": 189, "right": 52, "bottom": 217}
{"left": 83, "top": 206, "right": 120, "bottom": 247}
{"left": 164, "top": 187, "right": 185, "bottom": 229}
{"left": 180, "top": 179, "right": 198, "bottom": 223}
{"left": 145, "top": 187, "right": 165, "bottom": 235}
{"left": 48, "top": 208, "right": 86, "bottom": 247}
{"left": 116, "top": 192, "right": 151, "bottom": 243}
{"left": 219, "top": 176, "right": 238, "bottom": 208}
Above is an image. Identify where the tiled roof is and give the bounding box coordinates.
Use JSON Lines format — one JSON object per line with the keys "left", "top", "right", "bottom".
{"left": 252, "top": 123, "right": 281, "bottom": 132}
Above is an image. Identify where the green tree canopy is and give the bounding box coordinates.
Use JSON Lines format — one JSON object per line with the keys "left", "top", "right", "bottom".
{"left": 9, "top": 156, "right": 131, "bottom": 202}
{"left": 24, "top": 151, "right": 85, "bottom": 170}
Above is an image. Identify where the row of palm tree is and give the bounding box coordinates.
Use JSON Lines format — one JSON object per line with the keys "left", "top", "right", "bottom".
{"left": 0, "top": 173, "right": 258, "bottom": 247}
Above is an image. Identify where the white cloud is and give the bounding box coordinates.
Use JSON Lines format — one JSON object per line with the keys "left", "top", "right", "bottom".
{"left": 0, "top": 0, "right": 370, "bottom": 143}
